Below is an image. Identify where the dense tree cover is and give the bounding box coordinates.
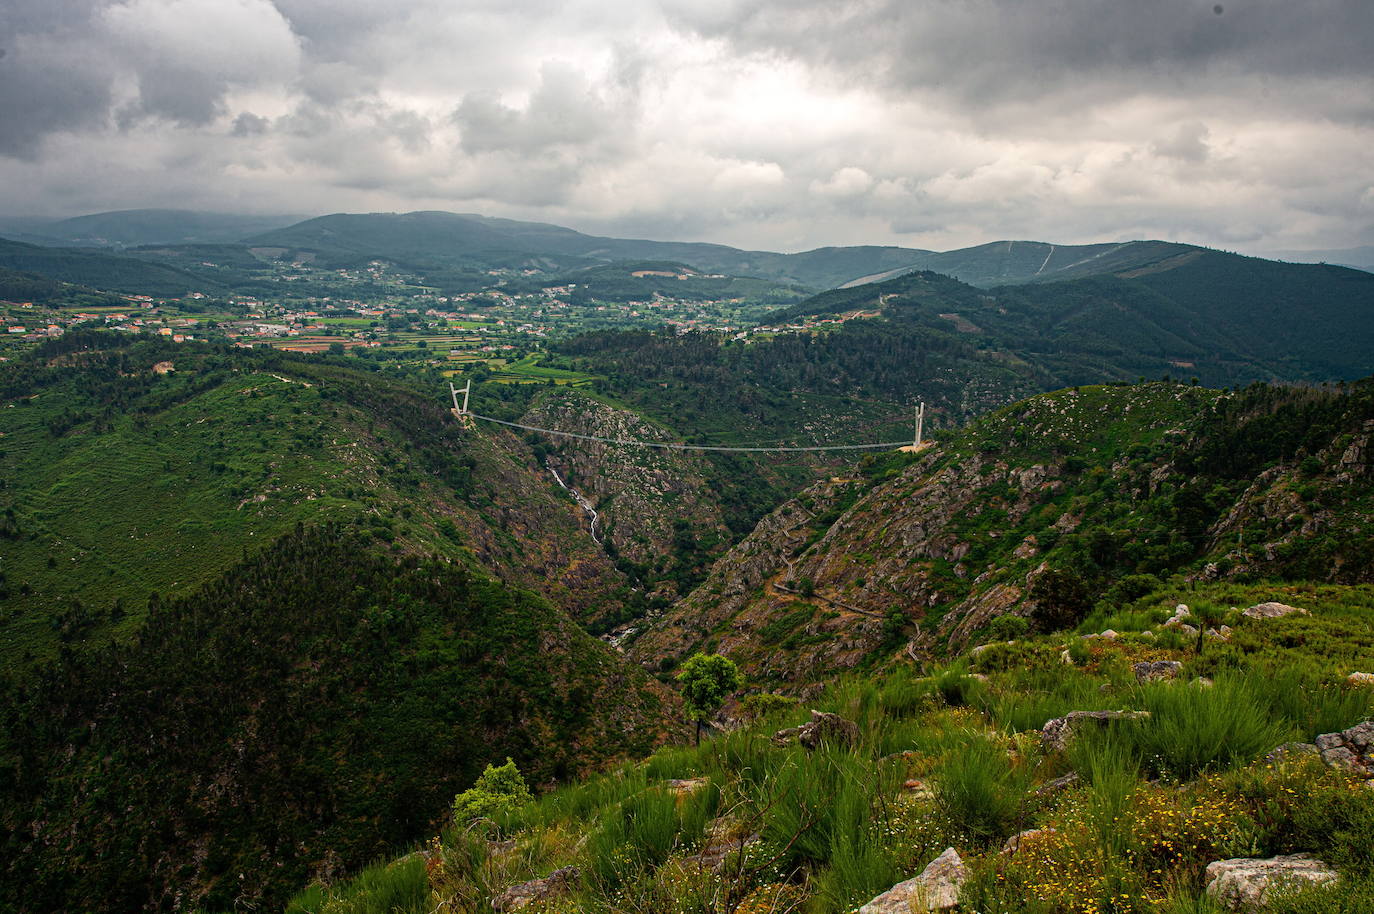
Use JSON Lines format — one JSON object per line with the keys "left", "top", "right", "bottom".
{"left": 0, "top": 237, "right": 217, "bottom": 296}
{"left": 0, "top": 527, "right": 668, "bottom": 914}
{"left": 769, "top": 255, "right": 1374, "bottom": 387}
{"left": 0, "top": 267, "right": 121, "bottom": 306}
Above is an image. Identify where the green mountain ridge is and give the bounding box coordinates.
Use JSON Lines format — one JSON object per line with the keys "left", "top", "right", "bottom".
{"left": 764, "top": 255, "right": 1374, "bottom": 384}
{"left": 0, "top": 334, "right": 633, "bottom": 667}
{"left": 628, "top": 380, "right": 1374, "bottom": 684}
{"left": 0, "top": 209, "right": 303, "bottom": 248}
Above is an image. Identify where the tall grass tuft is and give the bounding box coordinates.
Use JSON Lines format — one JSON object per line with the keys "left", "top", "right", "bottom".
{"left": 585, "top": 780, "right": 721, "bottom": 894}
{"left": 759, "top": 748, "right": 900, "bottom": 869}
{"left": 933, "top": 734, "right": 1030, "bottom": 845}
{"left": 1126, "top": 675, "right": 1293, "bottom": 780}
{"left": 1252, "top": 666, "right": 1374, "bottom": 739}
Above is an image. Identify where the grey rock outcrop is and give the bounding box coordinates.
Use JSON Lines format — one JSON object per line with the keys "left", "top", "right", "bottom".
{"left": 858, "top": 847, "right": 966, "bottom": 913}
{"left": 1134, "top": 660, "right": 1182, "bottom": 682}
{"left": 492, "top": 866, "right": 580, "bottom": 912}
{"left": 1041, "top": 710, "right": 1150, "bottom": 753}
{"left": 772, "top": 710, "right": 860, "bottom": 750}
{"left": 1314, "top": 719, "right": 1374, "bottom": 775}
{"left": 1204, "top": 854, "right": 1337, "bottom": 910}
{"left": 682, "top": 832, "right": 760, "bottom": 872}
{"left": 1241, "top": 602, "right": 1309, "bottom": 620}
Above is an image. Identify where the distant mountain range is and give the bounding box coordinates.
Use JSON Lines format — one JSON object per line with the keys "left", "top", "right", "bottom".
{"left": 1263, "top": 245, "right": 1374, "bottom": 274}
{"left": 9, "top": 208, "right": 1368, "bottom": 292}
{"left": 0, "top": 209, "right": 302, "bottom": 248}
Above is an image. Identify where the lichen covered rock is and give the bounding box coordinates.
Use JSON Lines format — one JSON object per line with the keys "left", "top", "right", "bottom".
{"left": 1204, "top": 854, "right": 1337, "bottom": 910}
{"left": 858, "top": 847, "right": 966, "bottom": 913}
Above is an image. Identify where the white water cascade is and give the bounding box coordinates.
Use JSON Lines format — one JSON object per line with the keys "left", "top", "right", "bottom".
{"left": 548, "top": 466, "right": 602, "bottom": 545}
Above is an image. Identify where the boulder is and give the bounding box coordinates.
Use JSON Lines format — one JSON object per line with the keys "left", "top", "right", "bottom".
{"left": 1041, "top": 710, "right": 1150, "bottom": 753}
{"left": 1241, "top": 602, "right": 1309, "bottom": 620}
{"left": 902, "top": 778, "right": 935, "bottom": 801}
{"left": 682, "top": 833, "right": 760, "bottom": 872}
{"left": 1163, "top": 604, "right": 1191, "bottom": 628}
{"left": 771, "top": 710, "right": 859, "bottom": 750}
{"left": 1204, "top": 855, "right": 1338, "bottom": 910}
{"left": 667, "top": 777, "right": 710, "bottom": 796}
{"left": 1134, "top": 660, "right": 1183, "bottom": 682}
{"left": 1033, "top": 771, "right": 1081, "bottom": 797}
{"left": 1314, "top": 719, "right": 1374, "bottom": 775}
{"left": 1001, "top": 827, "right": 1056, "bottom": 856}
{"left": 858, "top": 847, "right": 966, "bottom": 913}
{"left": 492, "top": 866, "right": 580, "bottom": 912}
{"left": 1348, "top": 672, "right": 1374, "bottom": 688}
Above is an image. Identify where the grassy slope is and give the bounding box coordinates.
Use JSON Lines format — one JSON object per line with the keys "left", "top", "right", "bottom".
{"left": 293, "top": 580, "right": 1374, "bottom": 914}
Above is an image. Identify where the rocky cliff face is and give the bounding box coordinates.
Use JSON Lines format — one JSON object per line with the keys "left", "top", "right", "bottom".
{"left": 629, "top": 383, "right": 1374, "bottom": 685}
{"left": 520, "top": 390, "right": 729, "bottom": 599}
{"left": 456, "top": 424, "right": 633, "bottom": 627}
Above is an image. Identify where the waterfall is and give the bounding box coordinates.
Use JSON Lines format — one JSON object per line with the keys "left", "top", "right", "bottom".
{"left": 548, "top": 466, "right": 602, "bottom": 545}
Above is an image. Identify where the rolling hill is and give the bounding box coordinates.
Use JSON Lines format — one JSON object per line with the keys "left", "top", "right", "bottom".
{"left": 0, "top": 237, "right": 221, "bottom": 297}
{"left": 244, "top": 211, "right": 934, "bottom": 290}
{"left": 0, "top": 209, "right": 301, "bottom": 248}
{"left": 765, "top": 248, "right": 1374, "bottom": 384}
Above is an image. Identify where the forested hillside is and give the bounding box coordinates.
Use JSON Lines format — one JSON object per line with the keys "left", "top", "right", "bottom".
{"left": 0, "top": 527, "right": 675, "bottom": 913}
{"left": 0, "top": 238, "right": 218, "bottom": 297}
{"left": 766, "top": 254, "right": 1374, "bottom": 385}
{"left": 0, "top": 334, "right": 632, "bottom": 668}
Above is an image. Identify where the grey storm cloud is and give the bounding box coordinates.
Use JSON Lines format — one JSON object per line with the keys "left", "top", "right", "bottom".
{"left": 666, "top": 1, "right": 1374, "bottom": 100}
{"left": 0, "top": 0, "right": 1370, "bottom": 254}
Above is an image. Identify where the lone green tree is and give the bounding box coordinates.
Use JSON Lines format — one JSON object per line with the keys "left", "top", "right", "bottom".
{"left": 451, "top": 758, "right": 533, "bottom": 829}
{"left": 676, "top": 652, "right": 743, "bottom": 745}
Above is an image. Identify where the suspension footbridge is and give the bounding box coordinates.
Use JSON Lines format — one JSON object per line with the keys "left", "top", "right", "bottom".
{"left": 449, "top": 381, "right": 927, "bottom": 454}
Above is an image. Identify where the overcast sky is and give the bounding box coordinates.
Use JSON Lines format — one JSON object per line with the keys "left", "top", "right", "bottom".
{"left": 1, "top": 0, "right": 1371, "bottom": 253}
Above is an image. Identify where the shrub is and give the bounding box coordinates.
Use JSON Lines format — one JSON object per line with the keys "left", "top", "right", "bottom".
{"left": 452, "top": 758, "right": 533, "bottom": 827}
{"left": 986, "top": 614, "right": 1030, "bottom": 642}
{"left": 738, "top": 691, "right": 799, "bottom": 722}
{"left": 932, "top": 668, "right": 986, "bottom": 708}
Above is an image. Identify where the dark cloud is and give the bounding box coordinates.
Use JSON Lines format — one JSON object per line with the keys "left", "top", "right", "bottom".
{"left": 0, "top": 0, "right": 1369, "bottom": 255}
{"left": 665, "top": 1, "right": 1374, "bottom": 103}
{"left": 231, "top": 112, "right": 270, "bottom": 136}
{"left": 0, "top": 47, "right": 113, "bottom": 157}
